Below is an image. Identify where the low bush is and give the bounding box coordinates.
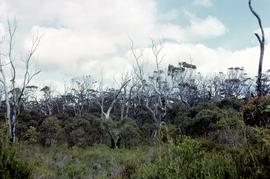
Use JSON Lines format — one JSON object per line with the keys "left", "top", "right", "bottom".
{"left": 135, "top": 137, "right": 238, "bottom": 179}
{"left": 39, "top": 116, "right": 62, "bottom": 146}
{"left": 210, "top": 110, "right": 246, "bottom": 146}
{"left": 242, "top": 96, "right": 270, "bottom": 127}
{"left": 0, "top": 123, "right": 32, "bottom": 179}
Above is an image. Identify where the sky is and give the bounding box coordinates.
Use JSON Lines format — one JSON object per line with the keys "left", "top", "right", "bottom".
{"left": 0, "top": 0, "right": 270, "bottom": 91}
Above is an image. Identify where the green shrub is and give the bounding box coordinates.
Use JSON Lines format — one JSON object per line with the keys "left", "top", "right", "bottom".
{"left": 64, "top": 117, "right": 92, "bottom": 147}
{"left": 40, "top": 116, "right": 62, "bottom": 146}
{"left": 217, "top": 98, "right": 244, "bottom": 111}
{"left": 0, "top": 122, "right": 9, "bottom": 143}
{"left": 242, "top": 96, "right": 270, "bottom": 127}
{"left": 169, "top": 103, "right": 242, "bottom": 137}
{"left": 185, "top": 108, "right": 223, "bottom": 136}
{"left": 211, "top": 110, "right": 246, "bottom": 146}
{"left": 0, "top": 136, "right": 31, "bottom": 179}
{"left": 118, "top": 118, "right": 142, "bottom": 148}
{"left": 22, "top": 126, "right": 40, "bottom": 144}
{"left": 16, "top": 110, "right": 40, "bottom": 140}
{"left": 63, "top": 115, "right": 110, "bottom": 147}
{"left": 135, "top": 137, "right": 238, "bottom": 179}
{"left": 246, "top": 127, "right": 270, "bottom": 176}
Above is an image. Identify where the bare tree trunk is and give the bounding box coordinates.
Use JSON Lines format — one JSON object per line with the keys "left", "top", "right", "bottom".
{"left": 249, "top": 0, "right": 265, "bottom": 96}
{"left": 11, "top": 111, "right": 16, "bottom": 143}
{"left": 102, "top": 79, "right": 130, "bottom": 120}
{"left": 146, "top": 99, "right": 158, "bottom": 124}
{"left": 0, "top": 21, "right": 42, "bottom": 142}
{"left": 120, "top": 86, "right": 127, "bottom": 120}
{"left": 46, "top": 103, "right": 52, "bottom": 115}
{"left": 120, "top": 103, "right": 125, "bottom": 120}
{"left": 125, "top": 84, "right": 135, "bottom": 118}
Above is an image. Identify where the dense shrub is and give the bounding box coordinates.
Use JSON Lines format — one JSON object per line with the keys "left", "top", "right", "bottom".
{"left": 242, "top": 96, "right": 270, "bottom": 127}
{"left": 246, "top": 127, "right": 270, "bottom": 176}
{"left": 134, "top": 137, "right": 238, "bottom": 179}
{"left": 185, "top": 108, "right": 222, "bottom": 136}
{"left": 168, "top": 103, "right": 239, "bottom": 137}
{"left": 0, "top": 144, "right": 32, "bottom": 179}
{"left": 0, "top": 123, "right": 32, "bottom": 179}
{"left": 118, "top": 118, "right": 142, "bottom": 148}
{"left": 39, "top": 116, "right": 62, "bottom": 146}
{"left": 211, "top": 110, "right": 246, "bottom": 146}
{"left": 22, "top": 126, "right": 40, "bottom": 144}
{"left": 16, "top": 110, "right": 40, "bottom": 140}
{"left": 64, "top": 117, "right": 92, "bottom": 146}
{"left": 102, "top": 116, "right": 143, "bottom": 148}
{"left": 217, "top": 98, "right": 244, "bottom": 111}
{"left": 63, "top": 115, "right": 110, "bottom": 147}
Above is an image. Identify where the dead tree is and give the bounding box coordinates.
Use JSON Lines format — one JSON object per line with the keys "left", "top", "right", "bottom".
{"left": 131, "top": 39, "right": 169, "bottom": 125}
{"left": 116, "top": 72, "right": 138, "bottom": 120}
{"left": 146, "top": 40, "right": 168, "bottom": 125}
{"left": 70, "top": 75, "right": 96, "bottom": 116}
{"left": 125, "top": 76, "right": 138, "bottom": 119}
{"left": 96, "top": 78, "right": 130, "bottom": 120}
{"left": 0, "top": 21, "right": 41, "bottom": 142}
{"left": 249, "top": 0, "right": 265, "bottom": 96}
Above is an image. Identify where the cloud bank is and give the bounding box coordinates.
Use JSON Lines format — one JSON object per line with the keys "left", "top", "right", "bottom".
{"left": 0, "top": 0, "right": 269, "bottom": 91}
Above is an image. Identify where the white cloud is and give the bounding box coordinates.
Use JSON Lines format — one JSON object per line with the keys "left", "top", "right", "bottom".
{"left": 0, "top": 0, "right": 230, "bottom": 90}
{"left": 0, "top": 23, "right": 5, "bottom": 38}
{"left": 158, "top": 9, "right": 180, "bottom": 21}
{"left": 186, "top": 14, "right": 228, "bottom": 40}
{"left": 193, "top": 0, "right": 212, "bottom": 7}
{"left": 141, "top": 42, "right": 270, "bottom": 78}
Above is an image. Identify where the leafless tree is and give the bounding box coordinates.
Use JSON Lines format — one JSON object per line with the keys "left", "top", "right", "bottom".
{"left": 221, "top": 67, "right": 253, "bottom": 98}
{"left": 95, "top": 77, "right": 130, "bottom": 120}
{"left": 249, "top": 0, "right": 265, "bottom": 96}
{"left": 0, "top": 21, "right": 41, "bottom": 142}
{"left": 70, "top": 75, "right": 96, "bottom": 116}
{"left": 115, "top": 72, "right": 139, "bottom": 120}
{"left": 131, "top": 39, "right": 170, "bottom": 127}
{"left": 146, "top": 40, "right": 170, "bottom": 126}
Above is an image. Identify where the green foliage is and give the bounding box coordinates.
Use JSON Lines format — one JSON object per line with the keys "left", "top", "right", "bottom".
{"left": 214, "top": 110, "right": 245, "bottom": 131}
{"left": 0, "top": 122, "right": 9, "bottom": 143}
{"left": 40, "top": 116, "right": 62, "bottom": 146}
{"left": 16, "top": 143, "right": 148, "bottom": 178}
{"left": 169, "top": 103, "right": 247, "bottom": 148}
{"left": 16, "top": 110, "right": 40, "bottom": 140}
{"left": 101, "top": 117, "right": 143, "bottom": 149}
{"left": 242, "top": 96, "right": 270, "bottom": 127}
{"left": 0, "top": 144, "right": 32, "bottom": 179}
{"left": 211, "top": 110, "right": 246, "bottom": 146}
{"left": 1, "top": 98, "right": 270, "bottom": 178}
{"left": 135, "top": 137, "right": 238, "bottom": 179}
{"left": 22, "top": 126, "right": 40, "bottom": 144}
{"left": 217, "top": 98, "right": 245, "bottom": 111}
{"left": 63, "top": 115, "right": 110, "bottom": 147}
{"left": 179, "top": 104, "right": 233, "bottom": 136}
{"left": 3, "top": 131, "right": 270, "bottom": 178}
{"left": 0, "top": 124, "right": 32, "bottom": 179}
{"left": 246, "top": 127, "right": 270, "bottom": 176}
{"left": 63, "top": 117, "right": 93, "bottom": 147}
{"left": 118, "top": 118, "right": 142, "bottom": 148}
{"left": 185, "top": 108, "right": 222, "bottom": 136}
{"left": 247, "top": 127, "right": 270, "bottom": 147}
